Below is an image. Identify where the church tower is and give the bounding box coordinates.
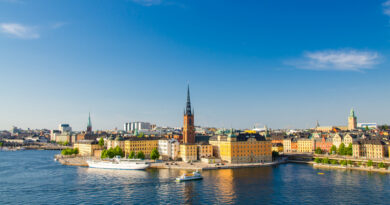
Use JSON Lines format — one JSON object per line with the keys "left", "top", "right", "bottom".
{"left": 87, "top": 112, "right": 92, "bottom": 133}
{"left": 348, "top": 108, "right": 357, "bottom": 130}
{"left": 183, "top": 85, "right": 195, "bottom": 144}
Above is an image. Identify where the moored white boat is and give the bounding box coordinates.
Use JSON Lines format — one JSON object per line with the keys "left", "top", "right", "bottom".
{"left": 176, "top": 171, "right": 203, "bottom": 182}
{"left": 87, "top": 157, "right": 150, "bottom": 170}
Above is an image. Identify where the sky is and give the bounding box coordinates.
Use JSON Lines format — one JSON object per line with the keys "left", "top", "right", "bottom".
{"left": 1, "top": 0, "right": 390, "bottom": 131}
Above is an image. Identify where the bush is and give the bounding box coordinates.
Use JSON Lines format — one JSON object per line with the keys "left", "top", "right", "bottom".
{"left": 322, "top": 158, "right": 330, "bottom": 164}
{"left": 314, "top": 158, "right": 321, "bottom": 163}
{"left": 367, "top": 160, "right": 373, "bottom": 167}
{"left": 347, "top": 160, "right": 352, "bottom": 165}
{"left": 378, "top": 162, "right": 386, "bottom": 168}
{"left": 358, "top": 162, "right": 362, "bottom": 166}
{"left": 330, "top": 159, "right": 338, "bottom": 165}
{"left": 340, "top": 160, "right": 347, "bottom": 166}
{"left": 315, "top": 148, "right": 322, "bottom": 154}
{"left": 0, "top": 142, "right": 3, "bottom": 147}
{"left": 150, "top": 148, "right": 160, "bottom": 160}
{"left": 136, "top": 151, "right": 145, "bottom": 159}
{"left": 61, "top": 148, "right": 78, "bottom": 155}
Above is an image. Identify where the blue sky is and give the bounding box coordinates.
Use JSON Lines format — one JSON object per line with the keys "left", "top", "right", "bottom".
{"left": 1, "top": 0, "right": 390, "bottom": 130}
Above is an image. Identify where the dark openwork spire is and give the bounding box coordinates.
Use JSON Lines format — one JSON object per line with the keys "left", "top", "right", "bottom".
{"left": 185, "top": 84, "right": 192, "bottom": 116}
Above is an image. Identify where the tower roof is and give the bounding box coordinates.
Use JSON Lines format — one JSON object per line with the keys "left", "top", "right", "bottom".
{"left": 87, "top": 112, "right": 92, "bottom": 128}
{"left": 185, "top": 84, "right": 192, "bottom": 116}
{"left": 350, "top": 108, "right": 356, "bottom": 118}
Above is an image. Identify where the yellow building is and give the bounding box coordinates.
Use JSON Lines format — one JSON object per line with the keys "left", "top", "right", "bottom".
{"left": 209, "top": 132, "right": 272, "bottom": 164}
{"left": 180, "top": 144, "right": 197, "bottom": 162}
{"left": 297, "top": 138, "right": 314, "bottom": 153}
{"left": 73, "top": 140, "right": 101, "bottom": 156}
{"left": 272, "top": 143, "right": 283, "bottom": 153}
{"left": 124, "top": 137, "right": 159, "bottom": 158}
{"left": 197, "top": 144, "right": 213, "bottom": 158}
{"left": 353, "top": 139, "right": 386, "bottom": 159}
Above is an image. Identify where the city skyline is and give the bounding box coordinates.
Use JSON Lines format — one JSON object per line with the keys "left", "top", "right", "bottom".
{"left": 1, "top": 0, "right": 390, "bottom": 130}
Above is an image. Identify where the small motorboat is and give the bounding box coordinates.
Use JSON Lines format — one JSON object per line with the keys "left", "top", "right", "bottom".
{"left": 318, "top": 172, "right": 325, "bottom": 175}
{"left": 176, "top": 171, "right": 203, "bottom": 182}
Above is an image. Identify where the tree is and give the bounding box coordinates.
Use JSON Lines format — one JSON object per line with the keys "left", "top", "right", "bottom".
{"left": 136, "top": 151, "right": 145, "bottom": 159}
{"left": 367, "top": 160, "right": 373, "bottom": 167}
{"left": 98, "top": 138, "right": 105, "bottom": 147}
{"left": 107, "top": 148, "right": 116, "bottom": 158}
{"left": 338, "top": 143, "right": 346, "bottom": 155}
{"left": 365, "top": 125, "right": 369, "bottom": 131}
{"left": 137, "top": 133, "right": 145, "bottom": 138}
{"left": 129, "top": 151, "right": 135, "bottom": 159}
{"left": 114, "top": 146, "right": 124, "bottom": 157}
{"left": 150, "top": 148, "right": 160, "bottom": 160}
{"left": 358, "top": 162, "right": 362, "bottom": 166}
{"left": 378, "top": 162, "right": 386, "bottom": 168}
{"left": 314, "top": 158, "right": 321, "bottom": 163}
{"left": 322, "top": 157, "right": 330, "bottom": 164}
{"left": 101, "top": 150, "right": 108, "bottom": 159}
{"left": 346, "top": 143, "right": 353, "bottom": 156}
{"left": 73, "top": 148, "right": 79, "bottom": 155}
{"left": 340, "top": 160, "right": 347, "bottom": 166}
{"left": 0, "top": 142, "right": 3, "bottom": 147}
{"left": 330, "top": 159, "right": 338, "bottom": 165}
{"left": 330, "top": 145, "right": 337, "bottom": 155}
{"left": 347, "top": 160, "right": 352, "bottom": 166}
{"left": 61, "top": 148, "right": 78, "bottom": 155}
{"left": 315, "top": 148, "right": 322, "bottom": 154}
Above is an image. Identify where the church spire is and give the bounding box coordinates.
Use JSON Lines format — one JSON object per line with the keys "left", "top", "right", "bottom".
{"left": 87, "top": 112, "right": 92, "bottom": 132}
{"left": 350, "top": 107, "right": 356, "bottom": 118}
{"left": 185, "top": 84, "right": 192, "bottom": 116}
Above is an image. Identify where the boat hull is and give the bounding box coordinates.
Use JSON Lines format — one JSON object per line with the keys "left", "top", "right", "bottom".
{"left": 87, "top": 160, "right": 150, "bottom": 170}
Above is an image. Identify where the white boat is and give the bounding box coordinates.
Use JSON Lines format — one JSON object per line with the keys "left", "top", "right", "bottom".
{"left": 87, "top": 156, "right": 150, "bottom": 170}
{"left": 176, "top": 171, "right": 203, "bottom": 182}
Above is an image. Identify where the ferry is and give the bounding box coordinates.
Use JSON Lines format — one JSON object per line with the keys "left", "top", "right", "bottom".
{"left": 176, "top": 171, "right": 203, "bottom": 182}
{"left": 87, "top": 156, "right": 150, "bottom": 170}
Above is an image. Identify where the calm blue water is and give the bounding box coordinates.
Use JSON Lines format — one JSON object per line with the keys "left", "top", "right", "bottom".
{"left": 1, "top": 150, "right": 390, "bottom": 204}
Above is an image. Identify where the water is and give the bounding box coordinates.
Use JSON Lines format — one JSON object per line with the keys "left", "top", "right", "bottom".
{"left": 1, "top": 150, "right": 390, "bottom": 204}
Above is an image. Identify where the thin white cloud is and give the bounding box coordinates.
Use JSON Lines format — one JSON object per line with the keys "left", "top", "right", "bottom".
{"left": 0, "top": 23, "right": 39, "bottom": 39}
{"left": 384, "top": 0, "right": 390, "bottom": 16}
{"left": 286, "top": 49, "right": 380, "bottom": 71}
{"left": 50, "top": 22, "right": 67, "bottom": 29}
{"left": 132, "top": 0, "right": 162, "bottom": 6}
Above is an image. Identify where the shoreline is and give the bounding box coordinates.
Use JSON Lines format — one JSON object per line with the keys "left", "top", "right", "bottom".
{"left": 312, "top": 163, "right": 390, "bottom": 173}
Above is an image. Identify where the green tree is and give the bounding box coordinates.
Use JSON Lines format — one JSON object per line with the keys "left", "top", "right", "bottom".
{"left": 150, "top": 148, "right": 160, "bottom": 160}
{"left": 129, "top": 151, "right": 135, "bottom": 159}
{"left": 314, "top": 158, "right": 321, "bottom": 163}
{"left": 73, "top": 148, "right": 79, "bottom": 155}
{"left": 358, "top": 161, "right": 362, "bottom": 166}
{"left": 98, "top": 138, "right": 105, "bottom": 147}
{"left": 322, "top": 157, "right": 330, "bottom": 164}
{"left": 330, "top": 145, "right": 337, "bottom": 155}
{"left": 315, "top": 147, "right": 322, "bottom": 154}
{"left": 114, "top": 146, "right": 124, "bottom": 157}
{"left": 340, "top": 160, "right": 347, "bottom": 166}
{"left": 0, "top": 142, "right": 3, "bottom": 147}
{"left": 338, "top": 143, "right": 346, "bottom": 155}
{"left": 346, "top": 143, "right": 353, "bottom": 156}
{"left": 347, "top": 160, "right": 352, "bottom": 166}
{"left": 136, "top": 151, "right": 145, "bottom": 159}
{"left": 378, "top": 162, "right": 386, "bottom": 168}
{"left": 101, "top": 150, "right": 108, "bottom": 159}
{"left": 330, "top": 159, "right": 338, "bottom": 165}
{"left": 365, "top": 125, "right": 369, "bottom": 131}
{"left": 107, "top": 148, "right": 116, "bottom": 158}
{"left": 61, "top": 148, "right": 78, "bottom": 155}
{"left": 367, "top": 160, "right": 373, "bottom": 167}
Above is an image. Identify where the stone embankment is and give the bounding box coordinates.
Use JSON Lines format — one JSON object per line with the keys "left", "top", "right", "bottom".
{"left": 55, "top": 155, "right": 89, "bottom": 167}
{"left": 151, "top": 160, "right": 286, "bottom": 170}
{"left": 313, "top": 163, "right": 390, "bottom": 173}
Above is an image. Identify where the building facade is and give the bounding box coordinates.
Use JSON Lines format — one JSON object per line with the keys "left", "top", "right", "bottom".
{"left": 73, "top": 140, "right": 101, "bottom": 156}
{"left": 124, "top": 138, "right": 159, "bottom": 158}
{"left": 297, "top": 138, "right": 314, "bottom": 153}
{"left": 348, "top": 108, "right": 357, "bottom": 130}
{"left": 180, "top": 144, "right": 197, "bottom": 162}
{"left": 158, "top": 139, "right": 180, "bottom": 160}
{"left": 352, "top": 139, "right": 386, "bottom": 159}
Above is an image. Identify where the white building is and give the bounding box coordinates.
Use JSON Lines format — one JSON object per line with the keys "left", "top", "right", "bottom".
{"left": 59, "top": 124, "right": 72, "bottom": 133}
{"left": 124, "top": 122, "right": 152, "bottom": 132}
{"left": 158, "top": 139, "right": 180, "bottom": 160}
{"left": 357, "top": 123, "right": 377, "bottom": 129}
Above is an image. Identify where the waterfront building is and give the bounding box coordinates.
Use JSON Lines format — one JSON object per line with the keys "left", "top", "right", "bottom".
{"left": 283, "top": 138, "right": 292, "bottom": 153}
{"left": 343, "top": 133, "right": 358, "bottom": 146}
{"left": 272, "top": 143, "right": 283, "bottom": 153}
{"left": 314, "top": 137, "right": 333, "bottom": 153}
{"left": 297, "top": 138, "right": 314, "bottom": 153}
{"left": 106, "top": 135, "right": 125, "bottom": 151}
{"left": 357, "top": 123, "right": 377, "bottom": 130}
{"left": 180, "top": 144, "right": 197, "bottom": 162}
{"left": 353, "top": 139, "right": 387, "bottom": 159}
{"left": 348, "top": 108, "right": 357, "bottom": 130}
{"left": 87, "top": 113, "right": 92, "bottom": 133}
{"left": 158, "top": 138, "right": 180, "bottom": 160}
{"left": 332, "top": 133, "right": 343, "bottom": 148}
{"left": 197, "top": 143, "right": 213, "bottom": 159}
{"left": 291, "top": 139, "right": 298, "bottom": 152}
{"left": 124, "top": 137, "right": 159, "bottom": 158}
{"left": 73, "top": 140, "right": 101, "bottom": 157}
{"left": 209, "top": 131, "right": 272, "bottom": 163}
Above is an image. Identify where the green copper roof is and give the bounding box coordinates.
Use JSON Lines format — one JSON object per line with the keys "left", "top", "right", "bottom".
{"left": 349, "top": 108, "right": 356, "bottom": 118}
{"left": 88, "top": 112, "right": 92, "bottom": 127}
